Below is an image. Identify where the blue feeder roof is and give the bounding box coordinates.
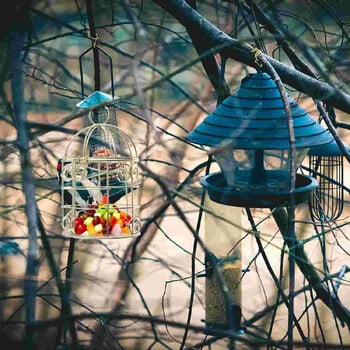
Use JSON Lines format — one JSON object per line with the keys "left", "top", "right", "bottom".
{"left": 308, "top": 139, "right": 350, "bottom": 156}
{"left": 76, "top": 91, "right": 115, "bottom": 109}
{"left": 186, "top": 73, "right": 333, "bottom": 149}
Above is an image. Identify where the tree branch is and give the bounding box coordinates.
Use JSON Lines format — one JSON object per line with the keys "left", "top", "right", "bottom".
{"left": 272, "top": 207, "right": 350, "bottom": 329}
{"left": 153, "top": 0, "right": 350, "bottom": 114}
{"left": 9, "top": 17, "right": 39, "bottom": 350}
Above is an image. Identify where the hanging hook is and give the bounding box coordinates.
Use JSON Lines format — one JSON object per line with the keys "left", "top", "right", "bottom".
{"left": 88, "top": 32, "right": 99, "bottom": 48}
{"left": 251, "top": 48, "right": 263, "bottom": 69}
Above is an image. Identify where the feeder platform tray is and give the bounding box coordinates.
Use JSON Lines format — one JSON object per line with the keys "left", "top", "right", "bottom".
{"left": 200, "top": 172, "right": 318, "bottom": 208}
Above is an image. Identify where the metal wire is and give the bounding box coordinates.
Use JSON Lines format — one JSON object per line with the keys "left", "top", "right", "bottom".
{"left": 79, "top": 44, "right": 115, "bottom": 99}
{"left": 87, "top": 107, "right": 121, "bottom": 155}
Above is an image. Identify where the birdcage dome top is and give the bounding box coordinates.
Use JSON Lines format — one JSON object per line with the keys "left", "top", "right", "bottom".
{"left": 64, "top": 123, "right": 138, "bottom": 159}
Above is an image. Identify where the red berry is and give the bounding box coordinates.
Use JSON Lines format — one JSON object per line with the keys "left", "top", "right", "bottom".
{"left": 75, "top": 223, "right": 87, "bottom": 235}
{"left": 92, "top": 216, "right": 100, "bottom": 225}
{"left": 75, "top": 217, "right": 84, "bottom": 225}
{"left": 86, "top": 204, "right": 97, "bottom": 216}
{"left": 125, "top": 215, "right": 132, "bottom": 224}
{"left": 109, "top": 216, "right": 117, "bottom": 226}
{"left": 101, "top": 195, "right": 108, "bottom": 204}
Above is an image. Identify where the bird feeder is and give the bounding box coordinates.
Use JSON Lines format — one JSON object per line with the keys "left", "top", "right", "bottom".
{"left": 59, "top": 92, "right": 141, "bottom": 239}
{"left": 186, "top": 72, "right": 334, "bottom": 329}
{"left": 187, "top": 72, "right": 334, "bottom": 208}
{"left": 308, "top": 139, "right": 349, "bottom": 222}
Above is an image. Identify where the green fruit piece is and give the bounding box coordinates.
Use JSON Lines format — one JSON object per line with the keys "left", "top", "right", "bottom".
{"left": 113, "top": 211, "right": 121, "bottom": 219}
{"left": 97, "top": 208, "right": 106, "bottom": 216}
{"left": 95, "top": 224, "right": 103, "bottom": 233}
{"left": 84, "top": 216, "right": 94, "bottom": 225}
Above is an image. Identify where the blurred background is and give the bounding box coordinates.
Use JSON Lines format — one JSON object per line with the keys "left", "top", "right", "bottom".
{"left": 0, "top": 1, "right": 350, "bottom": 349}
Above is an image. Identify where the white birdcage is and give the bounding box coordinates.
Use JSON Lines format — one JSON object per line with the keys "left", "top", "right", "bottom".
{"left": 58, "top": 107, "right": 141, "bottom": 239}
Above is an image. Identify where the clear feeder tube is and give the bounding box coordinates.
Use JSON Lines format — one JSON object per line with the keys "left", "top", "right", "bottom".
{"left": 204, "top": 197, "right": 242, "bottom": 327}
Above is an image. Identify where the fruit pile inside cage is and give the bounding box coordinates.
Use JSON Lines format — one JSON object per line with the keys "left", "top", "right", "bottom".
{"left": 58, "top": 104, "right": 141, "bottom": 239}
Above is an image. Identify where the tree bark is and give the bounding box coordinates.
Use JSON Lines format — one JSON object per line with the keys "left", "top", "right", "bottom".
{"left": 10, "top": 22, "right": 39, "bottom": 350}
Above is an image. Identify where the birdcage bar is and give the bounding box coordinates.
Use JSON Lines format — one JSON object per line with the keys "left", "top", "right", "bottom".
{"left": 309, "top": 153, "right": 343, "bottom": 222}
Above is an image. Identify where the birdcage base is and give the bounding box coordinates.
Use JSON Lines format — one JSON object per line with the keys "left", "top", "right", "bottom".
{"left": 200, "top": 172, "right": 318, "bottom": 208}
{"left": 61, "top": 229, "right": 140, "bottom": 240}
{"left": 61, "top": 201, "right": 141, "bottom": 240}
